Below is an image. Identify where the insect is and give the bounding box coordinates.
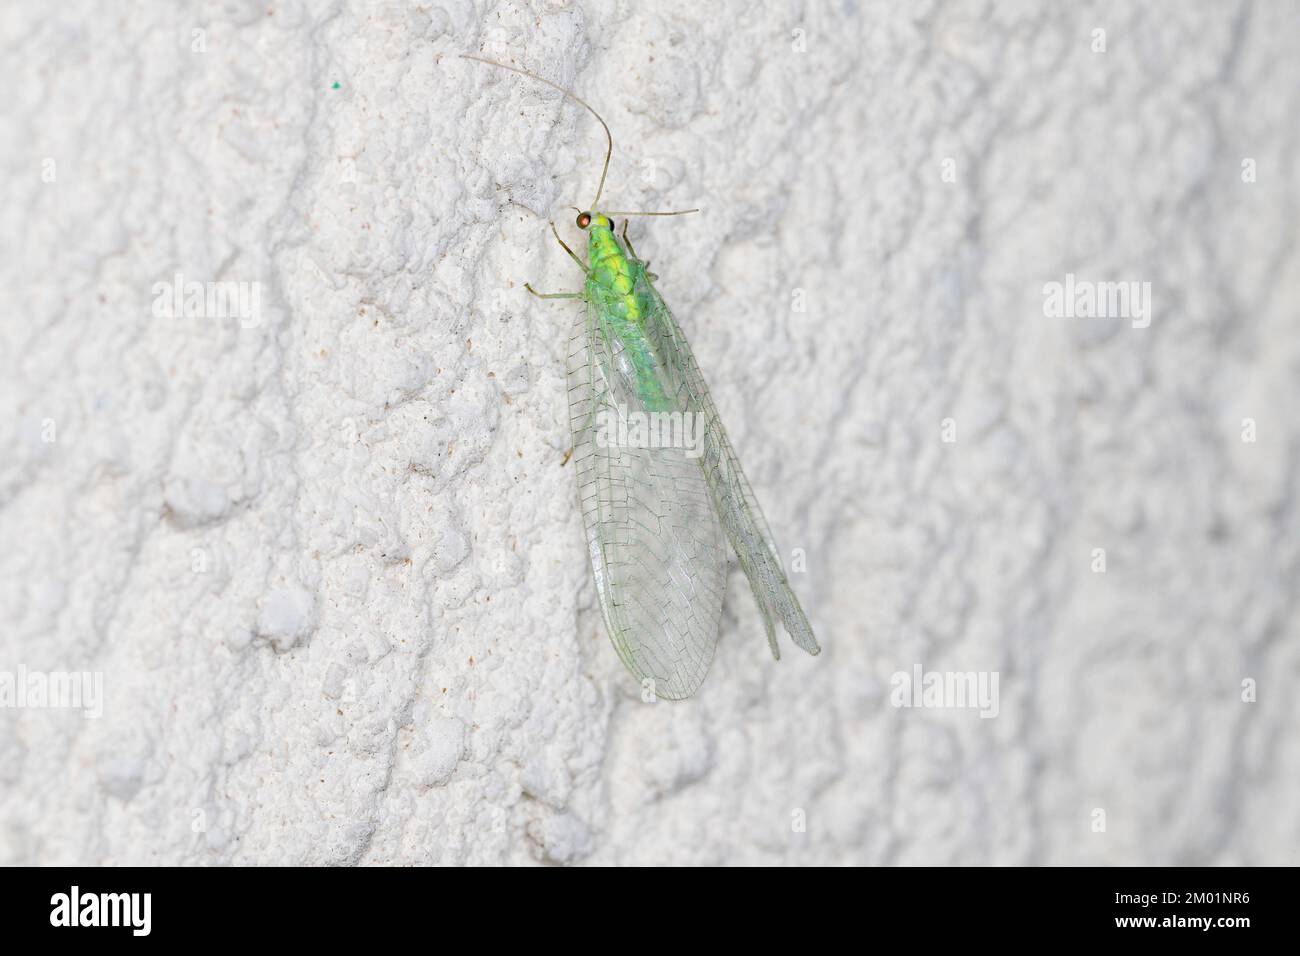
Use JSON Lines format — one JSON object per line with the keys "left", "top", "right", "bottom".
{"left": 462, "top": 55, "right": 819, "bottom": 698}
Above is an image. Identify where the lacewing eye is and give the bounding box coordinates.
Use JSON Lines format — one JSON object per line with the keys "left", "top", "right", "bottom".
{"left": 576, "top": 212, "right": 592, "bottom": 229}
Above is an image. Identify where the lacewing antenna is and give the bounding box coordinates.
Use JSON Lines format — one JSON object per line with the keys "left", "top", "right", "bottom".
{"left": 460, "top": 54, "right": 613, "bottom": 210}
{"left": 602, "top": 209, "right": 701, "bottom": 217}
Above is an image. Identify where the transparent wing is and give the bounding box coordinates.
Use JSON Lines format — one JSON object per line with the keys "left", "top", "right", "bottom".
{"left": 567, "top": 298, "right": 728, "bottom": 700}
{"left": 637, "top": 272, "right": 820, "bottom": 660}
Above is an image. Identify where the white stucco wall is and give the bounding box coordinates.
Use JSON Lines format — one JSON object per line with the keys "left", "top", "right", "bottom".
{"left": 1, "top": 0, "right": 1297, "bottom": 865}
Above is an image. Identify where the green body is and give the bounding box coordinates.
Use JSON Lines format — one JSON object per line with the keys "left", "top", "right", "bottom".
{"left": 582, "top": 214, "right": 671, "bottom": 412}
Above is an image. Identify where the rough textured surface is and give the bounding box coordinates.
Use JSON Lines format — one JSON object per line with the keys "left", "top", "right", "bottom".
{"left": 2, "top": 0, "right": 1298, "bottom": 865}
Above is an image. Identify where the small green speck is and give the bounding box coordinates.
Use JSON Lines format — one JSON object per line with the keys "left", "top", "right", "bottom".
{"left": 332, "top": 81, "right": 341, "bottom": 90}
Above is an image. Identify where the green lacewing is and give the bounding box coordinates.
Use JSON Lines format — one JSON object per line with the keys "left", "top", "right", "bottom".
{"left": 462, "top": 55, "right": 819, "bottom": 699}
